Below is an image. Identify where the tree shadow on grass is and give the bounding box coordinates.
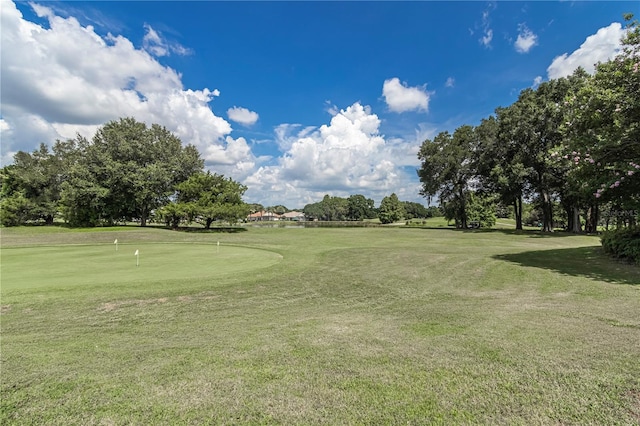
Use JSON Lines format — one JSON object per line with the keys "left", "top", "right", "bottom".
{"left": 173, "top": 226, "right": 247, "bottom": 233}
{"left": 493, "top": 246, "right": 640, "bottom": 286}
{"left": 411, "top": 226, "right": 591, "bottom": 239}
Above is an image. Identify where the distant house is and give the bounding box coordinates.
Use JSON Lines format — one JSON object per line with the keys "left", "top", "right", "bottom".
{"left": 281, "top": 211, "right": 306, "bottom": 221}
{"left": 247, "top": 211, "right": 281, "bottom": 221}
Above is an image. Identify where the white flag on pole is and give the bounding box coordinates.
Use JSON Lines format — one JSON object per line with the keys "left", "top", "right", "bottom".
{"left": 114, "top": 239, "right": 118, "bottom": 244}
{"left": 134, "top": 249, "right": 139, "bottom": 256}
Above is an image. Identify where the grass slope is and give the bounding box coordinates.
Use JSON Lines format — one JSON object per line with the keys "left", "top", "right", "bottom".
{"left": 1, "top": 226, "right": 639, "bottom": 425}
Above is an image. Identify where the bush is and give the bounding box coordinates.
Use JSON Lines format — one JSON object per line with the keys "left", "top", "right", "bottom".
{"left": 600, "top": 227, "right": 640, "bottom": 264}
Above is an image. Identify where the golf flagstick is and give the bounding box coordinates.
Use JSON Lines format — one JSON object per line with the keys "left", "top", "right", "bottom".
{"left": 134, "top": 249, "right": 139, "bottom": 267}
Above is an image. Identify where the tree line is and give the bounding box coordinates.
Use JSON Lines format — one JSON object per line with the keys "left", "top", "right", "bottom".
{"left": 300, "top": 193, "right": 441, "bottom": 224}
{"left": 1, "top": 118, "right": 249, "bottom": 228}
{"left": 1, "top": 114, "right": 442, "bottom": 227}
{"left": 418, "top": 15, "right": 639, "bottom": 233}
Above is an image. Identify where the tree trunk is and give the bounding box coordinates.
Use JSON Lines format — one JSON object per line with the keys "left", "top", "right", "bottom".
{"left": 584, "top": 206, "right": 592, "bottom": 233}
{"left": 541, "top": 190, "right": 554, "bottom": 232}
{"left": 205, "top": 218, "right": 213, "bottom": 229}
{"left": 570, "top": 206, "right": 582, "bottom": 233}
{"left": 565, "top": 203, "right": 573, "bottom": 232}
{"left": 514, "top": 197, "right": 523, "bottom": 231}
{"left": 140, "top": 211, "right": 147, "bottom": 227}
{"left": 585, "top": 205, "right": 598, "bottom": 233}
{"left": 170, "top": 215, "right": 180, "bottom": 230}
{"left": 459, "top": 188, "right": 467, "bottom": 229}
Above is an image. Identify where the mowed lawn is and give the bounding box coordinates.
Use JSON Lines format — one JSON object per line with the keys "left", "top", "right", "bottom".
{"left": 1, "top": 225, "right": 639, "bottom": 425}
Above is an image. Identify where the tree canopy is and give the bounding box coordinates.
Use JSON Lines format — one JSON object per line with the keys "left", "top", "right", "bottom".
{"left": 1, "top": 117, "right": 248, "bottom": 228}
{"left": 418, "top": 14, "right": 639, "bottom": 232}
{"left": 379, "top": 193, "right": 405, "bottom": 224}
{"left": 159, "top": 171, "right": 249, "bottom": 229}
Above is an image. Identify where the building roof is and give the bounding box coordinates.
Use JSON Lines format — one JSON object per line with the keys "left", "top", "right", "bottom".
{"left": 247, "top": 210, "right": 281, "bottom": 219}
{"left": 281, "top": 211, "right": 305, "bottom": 218}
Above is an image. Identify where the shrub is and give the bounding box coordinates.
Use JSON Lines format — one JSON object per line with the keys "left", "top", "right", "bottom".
{"left": 600, "top": 227, "right": 640, "bottom": 264}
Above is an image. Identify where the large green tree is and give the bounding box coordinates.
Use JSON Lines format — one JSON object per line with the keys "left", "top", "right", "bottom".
{"left": 476, "top": 114, "right": 529, "bottom": 230}
{"left": 564, "top": 15, "right": 640, "bottom": 227}
{"left": 500, "top": 79, "right": 575, "bottom": 232}
{"left": 167, "top": 171, "right": 249, "bottom": 228}
{"left": 417, "top": 125, "right": 476, "bottom": 228}
{"left": 61, "top": 118, "right": 203, "bottom": 226}
{"left": 378, "top": 193, "right": 405, "bottom": 224}
{"left": 1, "top": 139, "right": 81, "bottom": 226}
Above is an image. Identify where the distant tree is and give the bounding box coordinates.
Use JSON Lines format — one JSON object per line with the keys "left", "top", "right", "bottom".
{"left": 346, "top": 194, "right": 376, "bottom": 221}
{"left": 402, "top": 201, "right": 430, "bottom": 219}
{"left": 302, "top": 201, "right": 323, "bottom": 221}
{"left": 268, "top": 205, "right": 289, "bottom": 215}
{"left": 303, "top": 195, "right": 348, "bottom": 221}
{"left": 426, "top": 206, "right": 443, "bottom": 218}
{"left": 324, "top": 195, "right": 348, "bottom": 221}
{"left": 379, "top": 193, "right": 405, "bottom": 224}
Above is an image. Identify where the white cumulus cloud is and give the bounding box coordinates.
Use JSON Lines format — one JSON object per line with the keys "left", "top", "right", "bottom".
{"left": 244, "top": 102, "right": 423, "bottom": 208}
{"left": 203, "top": 135, "right": 260, "bottom": 181}
{"left": 0, "top": 0, "right": 246, "bottom": 168}
{"left": 227, "top": 106, "right": 259, "bottom": 126}
{"left": 382, "top": 78, "right": 430, "bottom": 113}
{"left": 515, "top": 24, "right": 537, "bottom": 53}
{"left": 547, "top": 22, "right": 625, "bottom": 79}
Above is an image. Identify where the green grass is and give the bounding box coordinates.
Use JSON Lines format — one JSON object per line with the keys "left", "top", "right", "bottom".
{"left": 1, "top": 226, "right": 639, "bottom": 425}
{"left": 1, "top": 243, "right": 281, "bottom": 291}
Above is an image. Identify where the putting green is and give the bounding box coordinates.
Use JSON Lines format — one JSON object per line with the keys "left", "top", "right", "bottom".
{"left": 1, "top": 243, "right": 282, "bottom": 291}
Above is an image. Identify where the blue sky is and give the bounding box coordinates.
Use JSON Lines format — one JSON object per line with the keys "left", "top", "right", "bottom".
{"left": 1, "top": 1, "right": 635, "bottom": 208}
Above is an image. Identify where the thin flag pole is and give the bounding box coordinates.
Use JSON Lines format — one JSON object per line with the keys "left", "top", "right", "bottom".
{"left": 134, "top": 249, "right": 139, "bottom": 267}
{"left": 114, "top": 239, "right": 118, "bottom": 251}
{"left": 217, "top": 241, "right": 220, "bottom": 254}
